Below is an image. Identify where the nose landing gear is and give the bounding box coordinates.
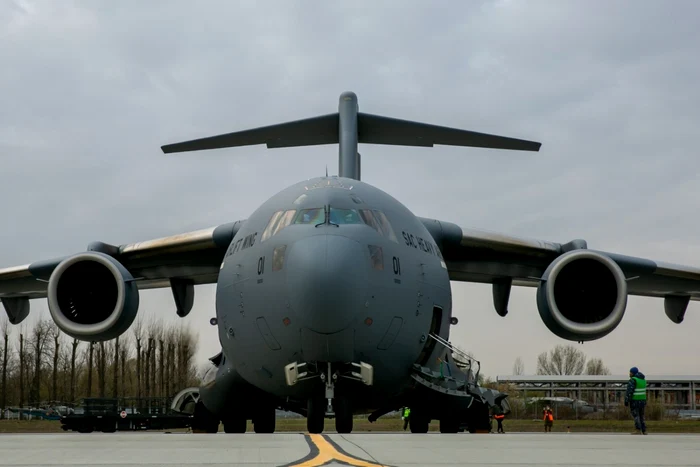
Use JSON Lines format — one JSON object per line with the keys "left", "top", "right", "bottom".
{"left": 303, "top": 363, "right": 356, "bottom": 434}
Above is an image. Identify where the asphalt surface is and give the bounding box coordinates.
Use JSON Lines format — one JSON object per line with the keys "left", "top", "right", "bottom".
{"left": 0, "top": 432, "right": 698, "bottom": 466}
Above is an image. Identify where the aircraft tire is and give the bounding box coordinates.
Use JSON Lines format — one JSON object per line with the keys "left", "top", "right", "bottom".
{"left": 192, "top": 400, "right": 220, "bottom": 434}
{"left": 409, "top": 413, "right": 429, "bottom": 433}
{"left": 223, "top": 417, "right": 247, "bottom": 433}
{"left": 253, "top": 406, "right": 276, "bottom": 433}
{"left": 466, "top": 402, "right": 490, "bottom": 434}
{"left": 307, "top": 397, "right": 325, "bottom": 434}
{"left": 334, "top": 397, "right": 353, "bottom": 434}
{"left": 439, "top": 416, "right": 459, "bottom": 434}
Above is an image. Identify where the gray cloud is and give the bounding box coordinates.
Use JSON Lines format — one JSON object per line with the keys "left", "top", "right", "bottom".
{"left": 2, "top": 0, "right": 700, "bottom": 377}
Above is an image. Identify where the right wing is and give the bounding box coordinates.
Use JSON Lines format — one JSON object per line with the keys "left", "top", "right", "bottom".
{"left": 419, "top": 216, "right": 700, "bottom": 335}
{"left": 0, "top": 220, "right": 245, "bottom": 321}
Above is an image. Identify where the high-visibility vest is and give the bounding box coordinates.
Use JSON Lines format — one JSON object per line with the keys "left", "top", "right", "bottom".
{"left": 544, "top": 411, "right": 553, "bottom": 421}
{"left": 631, "top": 377, "right": 647, "bottom": 401}
{"left": 403, "top": 407, "right": 411, "bottom": 418}
{"left": 494, "top": 414, "right": 505, "bottom": 420}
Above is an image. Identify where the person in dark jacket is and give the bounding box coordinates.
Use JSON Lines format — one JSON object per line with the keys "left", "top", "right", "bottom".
{"left": 624, "top": 367, "right": 647, "bottom": 435}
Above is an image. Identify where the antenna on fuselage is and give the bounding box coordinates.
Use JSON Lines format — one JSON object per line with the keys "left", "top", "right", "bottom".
{"left": 160, "top": 92, "right": 542, "bottom": 182}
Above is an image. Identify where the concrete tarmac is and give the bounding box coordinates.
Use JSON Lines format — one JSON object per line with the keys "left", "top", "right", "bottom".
{"left": 0, "top": 432, "right": 699, "bottom": 467}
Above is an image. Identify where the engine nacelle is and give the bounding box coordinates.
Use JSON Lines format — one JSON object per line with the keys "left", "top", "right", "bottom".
{"left": 47, "top": 252, "right": 139, "bottom": 342}
{"left": 536, "top": 250, "right": 627, "bottom": 341}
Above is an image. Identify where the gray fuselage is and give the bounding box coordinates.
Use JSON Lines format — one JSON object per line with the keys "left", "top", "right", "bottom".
{"left": 215, "top": 176, "right": 452, "bottom": 412}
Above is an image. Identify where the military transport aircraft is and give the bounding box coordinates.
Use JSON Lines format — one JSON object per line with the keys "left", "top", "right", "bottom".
{"left": 1, "top": 92, "right": 699, "bottom": 434}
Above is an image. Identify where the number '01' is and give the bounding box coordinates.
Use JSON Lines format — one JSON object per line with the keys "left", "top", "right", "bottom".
{"left": 392, "top": 257, "right": 401, "bottom": 275}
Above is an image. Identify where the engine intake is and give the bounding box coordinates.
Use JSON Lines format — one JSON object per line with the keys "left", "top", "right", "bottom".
{"left": 536, "top": 250, "right": 627, "bottom": 341}
{"left": 47, "top": 252, "right": 139, "bottom": 341}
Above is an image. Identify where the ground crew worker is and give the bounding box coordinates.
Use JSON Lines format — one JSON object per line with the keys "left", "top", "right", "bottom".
{"left": 624, "top": 366, "right": 648, "bottom": 435}
{"left": 543, "top": 405, "right": 554, "bottom": 432}
{"left": 494, "top": 411, "right": 505, "bottom": 434}
{"left": 401, "top": 407, "right": 411, "bottom": 431}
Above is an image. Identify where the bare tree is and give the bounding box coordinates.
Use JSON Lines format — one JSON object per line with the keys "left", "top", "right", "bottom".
{"left": 1, "top": 315, "right": 202, "bottom": 407}
{"left": 86, "top": 341, "right": 94, "bottom": 397}
{"left": 18, "top": 328, "right": 25, "bottom": 408}
{"left": 512, "top": 357, "right": 525, "bottom": 375}
{"left": 60, "top": 343, "right": 70, "bottom": 402}
{"left": 1, "top": 315, "right": 10, "bottom": 418}
{"left": 145, "top": 338, "right": 152, "bottom": 398}
{"left": 70, "top": 339, "right": 79, "bottom": 403}
{"left": 30, "top": 319, "right": 51, "bottom": 405}
{"left": 50, "top": 323, "right": 61, "bottom": 402}
{"left": 119, "top": 340, "right": 128, "bottom": 398}
{"left": 145, "top": 317, "right": 162, "bottom": 397}
{"left": 585, "top": 357, "right": 611, "bottom": 375}
{"left": 98, "top": 341, "right": 107, "bottom": 398}
{"left": 132, "top": 317, "right": 144, "bottom": 400}
{"left": 112, "top": 336, "right": 120, "bottom": 398}
{"left": 166, "top": 325, "right": 176, "bottom": 396}
{"left": 159, "top": 336, "right": 165, "bottom": 397}
{"left": 536, "top": 344, "right": 586, "bottom": 375}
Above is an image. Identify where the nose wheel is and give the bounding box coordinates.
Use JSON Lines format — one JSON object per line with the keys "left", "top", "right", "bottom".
{"left": 306, "top": 397, "right": 325, "bottom": 433}
{"left": 334, "top": 396, "right": 353, "bottom": 433}
{"left": 305, "top": 363, "right": 353, "bottom": 433}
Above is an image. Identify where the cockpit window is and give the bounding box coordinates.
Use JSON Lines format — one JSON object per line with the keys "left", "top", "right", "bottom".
{"left": 329, "top": 208, "right": 363, "bottom": 225}
{"left": 294, "top": 208, "right": 325, "bottom": 224}
{"left": 261, "top": 211, "right": 283, "bottom": 242}
{"left": 261, "top": 209, "right": 297, "bottom": 242}
{"left": 359, "top": 209, "right": 398, "bottom": 243}
{"left": 293, "top": 193, "right": 308, "bottom": 205}
{"left": 350, "top": 194, "right": 363, "bottom": 204}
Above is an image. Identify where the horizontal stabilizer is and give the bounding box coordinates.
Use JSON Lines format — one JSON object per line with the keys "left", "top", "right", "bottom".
{"left": 162, "top": 113, "right": 340, "bottom": 154}
{"left": 161, "top": 113, "right": 540, "bottom": 154}
{"left": 357, "top": 113, "right": 541, "bottom": 152}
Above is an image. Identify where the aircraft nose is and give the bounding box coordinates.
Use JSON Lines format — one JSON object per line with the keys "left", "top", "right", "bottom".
{"left": 286, "top": 234, "right": 368, "bottom": 334}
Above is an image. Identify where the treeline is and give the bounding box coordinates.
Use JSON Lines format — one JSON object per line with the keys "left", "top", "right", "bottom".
{"left": 0, "top": 314, "right": 202, "bottom": 415}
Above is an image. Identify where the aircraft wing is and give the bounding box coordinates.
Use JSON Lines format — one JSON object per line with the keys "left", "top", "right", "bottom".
{"left": 0, "top": 220, "right": 245, "bottom": 302}
{"left": 420, "top": 217, "right": 700, "bottom": 327}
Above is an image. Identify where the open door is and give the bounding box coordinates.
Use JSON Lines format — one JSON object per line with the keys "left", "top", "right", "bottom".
{"left": 416, "top": 305, "right": 443, "bottom": 366}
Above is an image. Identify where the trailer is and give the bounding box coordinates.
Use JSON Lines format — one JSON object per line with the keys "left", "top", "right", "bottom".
{"left": 60, "top": 397, "right": 193, "bottom": 433}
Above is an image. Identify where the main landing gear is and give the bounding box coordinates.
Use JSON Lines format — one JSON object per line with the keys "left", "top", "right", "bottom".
{"left": 193, "top": 400, "right": 278, "bottom": 434}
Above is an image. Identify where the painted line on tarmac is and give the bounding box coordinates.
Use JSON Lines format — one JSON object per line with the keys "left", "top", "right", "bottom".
{"left": 279, "top": 433, "right": 395, "bottom": 467}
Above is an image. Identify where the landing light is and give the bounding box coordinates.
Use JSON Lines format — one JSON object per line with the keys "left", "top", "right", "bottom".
{"left": 284, "top": 362, "right": 308, "bottom": 386}
{"left": 351, "top": 362, "right": 374, "bottom": 386}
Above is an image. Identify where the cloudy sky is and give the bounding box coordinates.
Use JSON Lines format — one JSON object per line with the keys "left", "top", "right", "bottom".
{"left": 2, "top": 0, "right": 699, "bottom": 378}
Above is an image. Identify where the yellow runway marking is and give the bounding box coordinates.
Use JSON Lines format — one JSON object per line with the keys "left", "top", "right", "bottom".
{"left": 280, "top": 433, "right": 394, "bottom": 467}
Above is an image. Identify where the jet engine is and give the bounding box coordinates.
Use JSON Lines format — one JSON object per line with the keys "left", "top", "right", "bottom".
{"left": 536, "top": 250, "right": 627, "bottom": 341}
{"left": 46, "top": 252, "right": 139, "bottom": 341}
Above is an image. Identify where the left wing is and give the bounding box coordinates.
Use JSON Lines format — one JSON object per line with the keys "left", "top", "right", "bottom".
{"left": 420, "top": 217, "right": 700, "bottom": 336}
{"left": 0, "top": 220, "right": 245, "bottom": 323}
